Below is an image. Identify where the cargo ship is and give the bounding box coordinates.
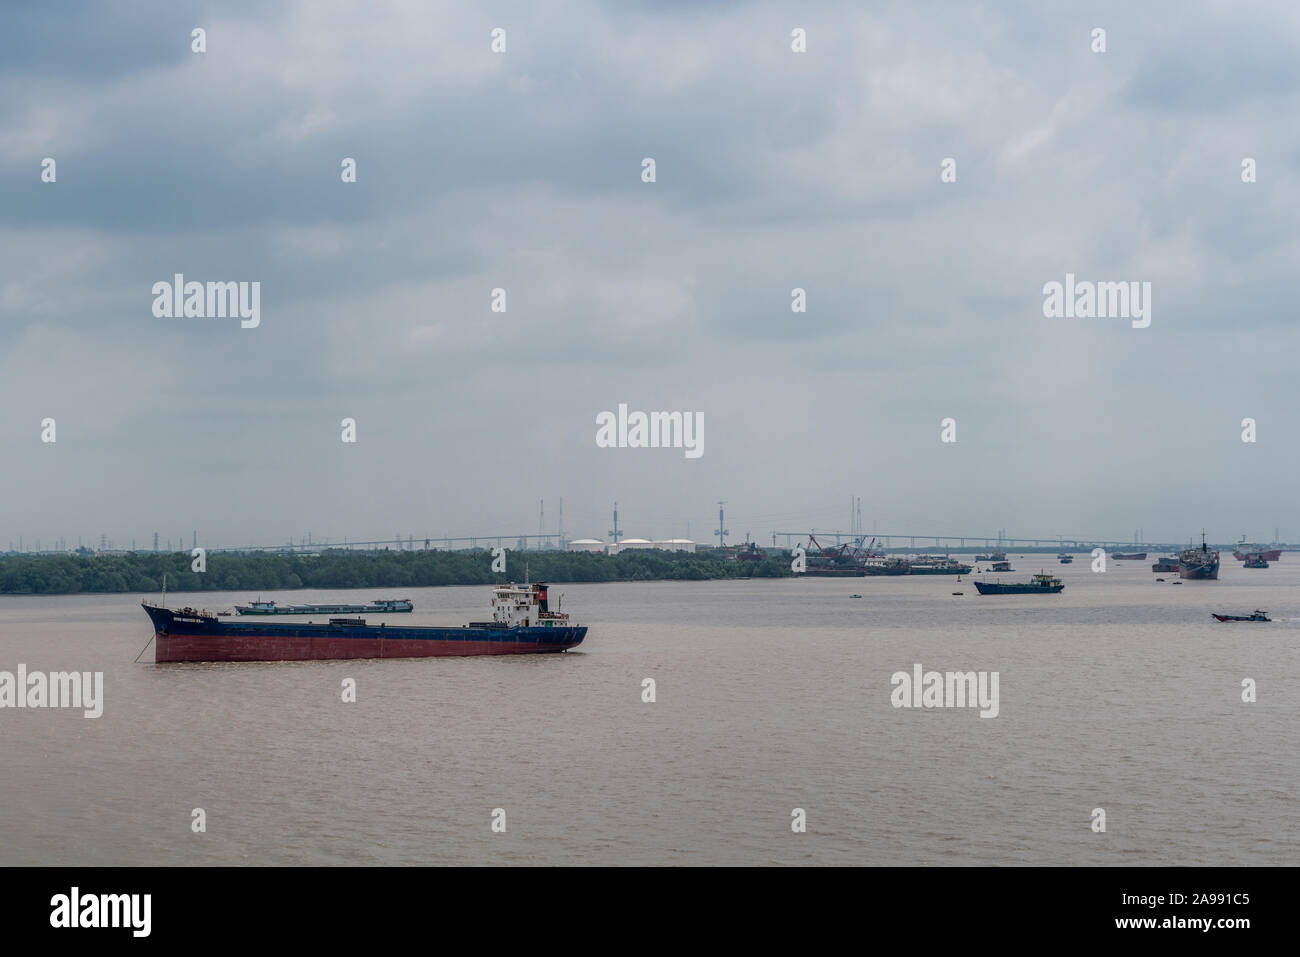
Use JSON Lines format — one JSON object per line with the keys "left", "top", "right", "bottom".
{"left": 143, "top": 582, "right": 584, "bottom": 663}
{"left": 731, "top": 542, "right": 767, "bottom": 562}
{"left": 1178, "top": 533, "right": 1220, "bottom": 580}
{"left": 1111, "top": 552, "right": 1147, "bottom": 560}
{"left": 974, "top": 549, "right": 1007, "bottom": 563}
{"left": 906, "top": 556, "right": 973, "bottom": 575}
{"left": 235, "top": 598, "right": 413, "bottom": 615}
{"left": 861, "top": 557, "right": 910, "bottom": 576}
{"left": 973, "top": 571, "right": 1064, "bottom": 595}
{"left": 1232, "top": 539, "right": 1282, "bottom": 562}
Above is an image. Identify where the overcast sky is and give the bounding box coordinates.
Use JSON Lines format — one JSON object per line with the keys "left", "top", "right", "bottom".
{"left": 2, "top": 0, "right": 1298, "bottom": 550}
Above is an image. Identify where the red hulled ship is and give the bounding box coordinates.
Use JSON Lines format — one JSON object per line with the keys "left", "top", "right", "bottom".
{"left": 143, "top": 582, "right": 585, "bottom": 663}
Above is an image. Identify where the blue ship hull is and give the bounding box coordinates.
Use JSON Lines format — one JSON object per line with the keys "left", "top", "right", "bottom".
{"left": 973, "top": 581, "right": 1064, "bottom": 595}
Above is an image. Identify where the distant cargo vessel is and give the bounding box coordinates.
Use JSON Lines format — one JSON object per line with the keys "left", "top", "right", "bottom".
{"left": 974, "top": 571, "right": 1064, "bottom": 595}
{"left": 1232, "top": 540, "right": 1282, "bottom": 562}
{"left": 235, "top": 598, "right": 413, "bottom": 615}
{"left": 1178, "top": 533, "right": 1220, "bottom": 580}
{"left": 907, "top": 556, "right": 973, "bottom": 575}
{"left": 144, "top": 583, "right": 584, "bottom": 663}
{"left": 1111, "top": 552, "right": 1147, "bottom": 560}
{"left": 974, "top": 549, "right": 1007, "bottom": 563}
{"left": 862, "top": 558, "right": 910, "bottom": 576}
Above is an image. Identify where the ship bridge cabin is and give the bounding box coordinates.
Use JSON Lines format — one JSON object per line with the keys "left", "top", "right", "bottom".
{"left": 490, "top": 582, "right": 570, "bottom": 628}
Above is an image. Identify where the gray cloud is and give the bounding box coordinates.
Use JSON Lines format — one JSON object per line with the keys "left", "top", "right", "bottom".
{"left": 2, "top": 0, "right": 1299, "bottom": 548}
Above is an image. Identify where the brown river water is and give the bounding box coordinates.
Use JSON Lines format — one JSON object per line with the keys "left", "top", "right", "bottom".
{"left": 1, "top": 560, "right": 1297, "bottom": 865}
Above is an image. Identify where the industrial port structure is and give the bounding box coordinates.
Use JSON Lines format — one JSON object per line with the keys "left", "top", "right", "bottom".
{"left": 10, "top": 530, "right": 1288, "bottom": 557}
{"left": 5, "top": 501, "right": 1287, "bottom": 557}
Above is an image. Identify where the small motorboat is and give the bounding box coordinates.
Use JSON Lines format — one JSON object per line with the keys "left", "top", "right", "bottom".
{"left": 1212, "top": 610, "right": 1270, "bottom": 622}
{"left": 849, "top": 594, "right": 863, "bottom": 599}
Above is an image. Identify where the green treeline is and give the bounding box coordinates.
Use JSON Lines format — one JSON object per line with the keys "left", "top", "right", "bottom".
{"left": 0, "top": 549, "right": 792, "bottom": 595}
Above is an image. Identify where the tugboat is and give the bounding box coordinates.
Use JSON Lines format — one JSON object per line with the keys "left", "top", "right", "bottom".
{"left": 1178, "top": 532, "right": 1220, "bottom": 580}
{"left": 1212, "top": 610, "right": 1270, "bottom": 622}
{"left": 1057, "top": 553, "right": 1073, "bottom": 564}
{"left": 989, "top": 560, "right": 1014, "bottom": 572}
{"left": 1243, "top": 554, "right": 1270, "bottom": 569}
{"left": 973, "top": 571, "right": 1065, "bottom": 595}
{"left": 1151, "top": 556, "right": 1179, "bottom": 573}
{"left": 144, "top": 582, "right": 583, "bottom": 662}
{"left": 974, "top": 549, "right": 1007, "bottom": 563}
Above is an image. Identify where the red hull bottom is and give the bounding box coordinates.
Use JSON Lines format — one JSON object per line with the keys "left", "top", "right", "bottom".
{"left": 155, "top": 633, "right": 579, "bottom": 663}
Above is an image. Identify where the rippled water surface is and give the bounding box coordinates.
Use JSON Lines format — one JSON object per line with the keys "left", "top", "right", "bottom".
{"left": 2, "top": 560, "right": 1297, "bottom": 865}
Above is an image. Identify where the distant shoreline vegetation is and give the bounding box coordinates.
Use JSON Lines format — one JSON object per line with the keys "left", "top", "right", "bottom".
{"left": 0, "top": 549, "right": 792, "bottom": 595}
